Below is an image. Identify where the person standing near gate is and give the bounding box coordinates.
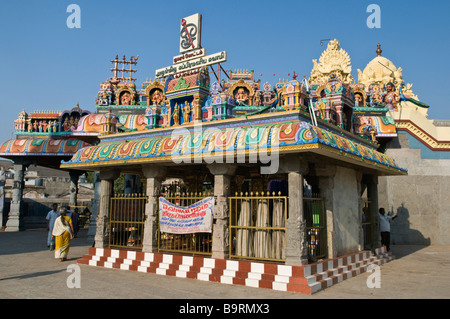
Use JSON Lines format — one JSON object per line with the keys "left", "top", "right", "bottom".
{"left": 379, "top": 207, "right": 398, "bottom": 252}
{"left": 46, "top": 203, "right": 59, "bottom": 247}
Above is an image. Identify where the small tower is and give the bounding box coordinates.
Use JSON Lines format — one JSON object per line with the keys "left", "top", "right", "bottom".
{"left": 280, "top": 77, "right": 308, "bottom": 111}
{"left": 14, "top": 110, "right": 28, "bottom": 132}
{"left": 101, "top": 110, "right": 118, "bottom": 134}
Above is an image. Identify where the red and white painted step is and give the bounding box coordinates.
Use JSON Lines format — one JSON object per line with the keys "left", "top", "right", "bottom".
{"left": 77, "top": 247, "right": 393, "bottom": 294}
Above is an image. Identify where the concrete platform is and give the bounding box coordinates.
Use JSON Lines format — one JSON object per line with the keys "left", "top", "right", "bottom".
{"left": 78, "top": 246, "right": 393, "bottom": 294}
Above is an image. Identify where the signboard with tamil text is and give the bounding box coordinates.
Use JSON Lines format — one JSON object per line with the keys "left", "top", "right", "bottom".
{"left": 154, "top": 13, "right": 227, "bottom": 78}
{"left": 155, "top": 51, "right": 227, "bottom": 78}
{"left": 159, "top": 196, "right": 214, "bottom": 234}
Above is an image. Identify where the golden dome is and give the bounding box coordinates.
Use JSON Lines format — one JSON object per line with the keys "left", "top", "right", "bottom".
{"left": 357, "top": 43, "right": 404, "bottom": 90}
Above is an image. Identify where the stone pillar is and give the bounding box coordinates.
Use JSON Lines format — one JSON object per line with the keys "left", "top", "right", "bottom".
{"left": 207, "top": 163, "right": 236, "bottom": 259}
{"left": 317, "top": 164, "right": 337, "bottom": 258}
{"left": 281, "top": 155, "right": 309, "bottom": 265}
{"left": 87, "top": 172, "right": 101, "bottom": 244}
{"left": 69, "top": 170, "right": 84, "bottom": 208}
{"left": 94, "top": 169, "right": 119, "bottom": 248}
{"left": 5, "top": 163, "right": 28, "bottom": 231}
{"left": 0, "top": 170, "right": 6, "bottom": 229}
{"left": 355, "top": 171, "right": 363, "bottom": 251}
{"left": 142, "top": 165, "right": 166, "bottom": 252}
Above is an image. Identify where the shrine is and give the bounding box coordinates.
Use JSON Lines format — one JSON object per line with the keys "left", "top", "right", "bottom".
{"left": 3, "top": 13, "right": 433, "bottom": 294}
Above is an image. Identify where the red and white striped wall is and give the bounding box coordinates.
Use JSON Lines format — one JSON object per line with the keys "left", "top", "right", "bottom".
{"left": 77, "top": 247, "right": 393, "bottom": 294}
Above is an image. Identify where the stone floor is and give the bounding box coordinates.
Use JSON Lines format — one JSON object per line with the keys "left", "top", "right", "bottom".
{"left": 1, "top": 228, "right": 449, "bottom": 299}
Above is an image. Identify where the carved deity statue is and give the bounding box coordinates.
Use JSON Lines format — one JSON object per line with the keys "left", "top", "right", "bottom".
{"left": 172, "top": 103, "right": 180, "bottom": 126}
{"left": 235, "top": 88, "right": 249, "bottom": 106}
{"left": 97, "top": 82, "right": 113, "bottom": 105}
{"left": 368, "top": 84, "right": 384, "bottom": 106}
{"left": 317, "top": 100, "right": 326, "bottom": 119}
{"left": 151, "top": 90, "right": 164, "bottom": 105}
{"left": 121, "top": 92, "right": 132, "bottom": 105}
{"left": 253, "top": 91, "right": 261, "bottom": 106}
{"left": 384, "top": 82, "right": 400, "bottom": 112}
{"left": 355, "top": 93, "right": 363, "bottom": 107}
{"left": 183, "top": 101, "right": 191, "bottom": 124}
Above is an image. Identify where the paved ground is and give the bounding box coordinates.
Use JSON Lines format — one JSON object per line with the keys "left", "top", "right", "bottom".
{"left": 1, "top": 228, "right": 449, "bottom": 301}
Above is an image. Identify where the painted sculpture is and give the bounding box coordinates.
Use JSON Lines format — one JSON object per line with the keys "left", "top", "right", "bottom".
{"left": 8, "top": 39, "right": 427, "bottom": 168}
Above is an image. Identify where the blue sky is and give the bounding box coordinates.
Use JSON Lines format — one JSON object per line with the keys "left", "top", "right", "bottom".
{"left": 0, "top": 0, "right": 449, "bottom": 144}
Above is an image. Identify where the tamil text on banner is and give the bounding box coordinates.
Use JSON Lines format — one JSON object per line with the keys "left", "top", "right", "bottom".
{"left": 159, "top": 196, "right": 214, "bottom": 234}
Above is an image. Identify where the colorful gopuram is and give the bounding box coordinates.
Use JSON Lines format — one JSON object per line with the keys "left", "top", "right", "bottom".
{"left": 9, "top": 13, "right": 449, "bottom": 294}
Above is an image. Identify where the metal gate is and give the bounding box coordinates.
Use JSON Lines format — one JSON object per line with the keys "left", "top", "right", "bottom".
{"left": 229, "top": 191, "right": 288, "bottom": 262}
{"left": 109, "top": 193, "right": 147, "bottom": 249}
{"left": 303, "top": 193, "right": 327, "bottom": 260}
{"left": 361, "top": 198, "right": 374, "bottom": 250}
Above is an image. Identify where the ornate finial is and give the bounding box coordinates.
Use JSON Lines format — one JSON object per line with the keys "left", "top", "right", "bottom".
{"left": 376, "top": 43, "right": 382, "bottom": 56}
{"left": 110, "top": 54, "right": 138, "bottom": 83}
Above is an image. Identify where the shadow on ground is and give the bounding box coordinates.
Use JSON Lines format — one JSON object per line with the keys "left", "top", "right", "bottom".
{"left": 0, "top": 228, "right": 90, "bottom": 256}
{"left": 0, "top": 269, "right": 65, "bottom": 281}
{"left": 390, "top": 244, "right": 429, "bottom": 259}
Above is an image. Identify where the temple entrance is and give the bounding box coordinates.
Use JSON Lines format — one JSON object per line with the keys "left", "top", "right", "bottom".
{"left": 303, "top": 193, "right": 327, "bottom": 260}
{"left": 229, "top": 191, "right": 288, "bottom": 262}
{"left": 106, "top": 167, "right": 330, "bottom": 263}
{"left": 109, "top": 193, "right": 147, "bottom": 249}
{"left": 157, "top": 190, "right": 214, "bottom": 256}
{"left": 361, "top": 197, "right": 374, "bottom": 250}
{"left": 157, "top": 178, "right": 214, "bottom": 256}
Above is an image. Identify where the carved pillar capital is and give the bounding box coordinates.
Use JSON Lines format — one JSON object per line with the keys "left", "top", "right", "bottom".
{"left": 279, "top": 154, "right": 309, "bottom": 175}
{"left": 99, "top": 169, "right": 120, "bottom": 181}
{"left": 142, "top": 165, "right": 167, "bottom": 180}
{"left": 207, "top": 163, "right": 237, "bottom": 177}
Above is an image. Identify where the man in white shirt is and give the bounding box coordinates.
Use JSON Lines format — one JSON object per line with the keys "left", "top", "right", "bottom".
{"left": 46, "top": 203, "right": 59, "bottom": 247}
{"left": 379, "top": 207, "right": 398, "bottom": 252}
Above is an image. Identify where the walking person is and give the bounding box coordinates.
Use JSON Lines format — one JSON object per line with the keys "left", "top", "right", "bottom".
{"left": 46, "top": 203, "right": 59, "bottom": 247}
{"left": 379, "top": 207, "right": 398, "bottom": 252}
{"left": 51, "top": 207, "right": 74, "bottom": 262}
{"left": 66, "top": 206, "right": 73, "bottom": 220}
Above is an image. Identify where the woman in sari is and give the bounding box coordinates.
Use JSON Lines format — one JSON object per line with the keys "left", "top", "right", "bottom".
{"left": 51, "top": 207, "right": 74, "bottom": 262}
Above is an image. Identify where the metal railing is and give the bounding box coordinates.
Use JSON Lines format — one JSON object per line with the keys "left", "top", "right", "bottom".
{"left": 229, "top": 192, "right": 288, "bottom": 262}
{"left": 109, "top": 193, "right": 148, "bottom": 249}
{"left": 303, "top": 193, "right": 327, "bottom": 260}
{"left": 158, "top": 191, "right": 213, "bottom": 256}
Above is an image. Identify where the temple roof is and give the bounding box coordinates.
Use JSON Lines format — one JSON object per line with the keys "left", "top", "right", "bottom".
{"left": 0, "top": 138, "right": 88, "bottom": 155}
{"left": 71, "top": 113, "right": 147, "bottom": 135}
{"left": 0, "top": 138, "right": 89, "bottom": 169}
{"left": 60, "top": 112, "right": 406, "bottom": 175}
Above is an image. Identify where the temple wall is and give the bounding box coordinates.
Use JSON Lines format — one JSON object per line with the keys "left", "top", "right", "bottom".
{"left": 331, "top": 166, "right": 361, "bottom": 256}
{"left": 379, "top": 132, "right": 450, "bottom": 245}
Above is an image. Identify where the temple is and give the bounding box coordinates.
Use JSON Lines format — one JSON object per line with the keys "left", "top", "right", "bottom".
{"left": 1, "top": 13, "right": 447, "bottom": 294}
